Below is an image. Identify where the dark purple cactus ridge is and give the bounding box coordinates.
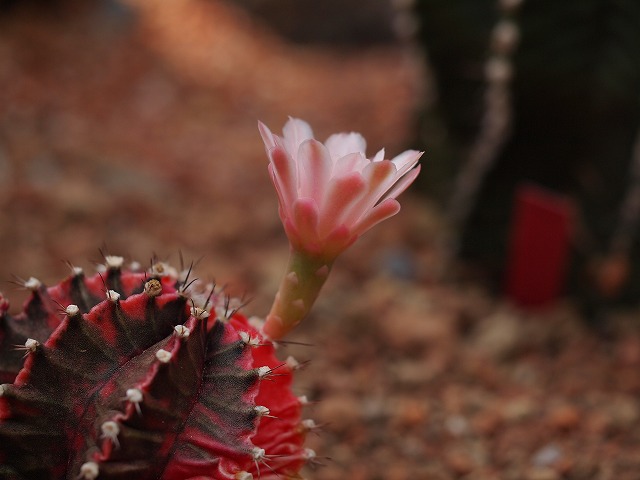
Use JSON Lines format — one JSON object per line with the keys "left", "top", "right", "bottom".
{"left": 0, "top": 257, "right": 312, "bottom": 479}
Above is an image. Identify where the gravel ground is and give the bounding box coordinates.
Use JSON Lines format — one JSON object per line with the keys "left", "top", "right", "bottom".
{"left": 1, "top": 2, "right": 640, "bottom": 479}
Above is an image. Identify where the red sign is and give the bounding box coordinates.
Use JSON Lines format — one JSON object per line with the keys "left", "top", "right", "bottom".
{"left": 505, "top": 184, "right": 574, "bottom": 307}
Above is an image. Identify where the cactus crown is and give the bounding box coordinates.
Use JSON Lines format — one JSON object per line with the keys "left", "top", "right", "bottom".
{"left": 0, "top": 257, "right": 310, "bottom": 480}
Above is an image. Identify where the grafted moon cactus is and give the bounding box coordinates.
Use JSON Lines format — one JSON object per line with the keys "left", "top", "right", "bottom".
{"left": 0, "top": 257, "right": 312, "bottom": 480}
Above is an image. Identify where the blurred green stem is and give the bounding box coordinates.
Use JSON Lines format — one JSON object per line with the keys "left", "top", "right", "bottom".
{"left": 264, "top": 249, "right": 334, "bottom": 339}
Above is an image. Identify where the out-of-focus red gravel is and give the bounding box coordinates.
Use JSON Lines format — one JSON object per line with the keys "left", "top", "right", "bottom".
{"left": 1, "top": 2, "right": 640, "bottom": 479}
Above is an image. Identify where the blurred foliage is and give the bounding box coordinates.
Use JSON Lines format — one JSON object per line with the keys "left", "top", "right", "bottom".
{"left": 417, "top": 0, "right": 640, "bottom": 305}
{"left": 413, "top": 0, "right": 497, "bottom": 203}
{"left": 230, "top": 0, "right": 397, "bottom": 45}
{"left": 417, "top": 0, "right": 497, "bottom": 144}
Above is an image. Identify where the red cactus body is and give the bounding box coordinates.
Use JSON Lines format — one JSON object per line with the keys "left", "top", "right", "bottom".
{"left": 0, "top": 258, "right": 310, "bottom": 479}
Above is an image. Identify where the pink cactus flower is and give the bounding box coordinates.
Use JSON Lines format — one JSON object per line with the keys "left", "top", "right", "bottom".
{"left": 259, "top": 118, "right": 422, "bottom": 339}
{"left": 259, "top": 117, "right": 422, "bottom": 261}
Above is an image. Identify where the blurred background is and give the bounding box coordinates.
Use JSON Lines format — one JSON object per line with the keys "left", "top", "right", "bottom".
{"left": 1, "top": 0, "right": 640, "bottom": 478}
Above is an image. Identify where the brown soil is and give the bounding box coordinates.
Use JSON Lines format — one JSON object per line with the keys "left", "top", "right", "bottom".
{"left": 1, "top": 1, "right": 639, "bottom": 479}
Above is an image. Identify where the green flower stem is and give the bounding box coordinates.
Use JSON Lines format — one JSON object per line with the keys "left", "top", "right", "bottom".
{"left": 264, "top": 249, "right": 334, "bottom": 339}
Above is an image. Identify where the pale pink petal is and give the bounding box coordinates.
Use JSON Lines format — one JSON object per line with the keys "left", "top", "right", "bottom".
{"left": 268, "top": 164, "right": 288, "bottom": 216}
{"left": 318, "top": 172, "right": 366, "bottom": 237}
{"left": 361, "top": 159, "right": 397, "bottom": 200}
{"left": 269, "top": 145, "right": 298, "bottom": 210}
{"left": 277, "top": 203, "right": 287, "bottom": 224}
{"left": 321, "top": 225, "right": 355, "bottom": 259}
{"left": 341, "top": 160, "right": 397, "bottom": 226}
{"left": 332, "top": 152, "right": 370, "bottom": 177}
{"left": 258, "top": 121, "right": 277, "bottom": 150}
{"left": 282, "top": 117, "right": 314, "bottom": 159}
{"left": 298, "top": 139, "right": 332, "bottom": 204}
{"left": 372, "top": 148, "right": 385, "bottom": 162}
{"left": 352, "top": 198, "right": 401, "bottom": 238}
{"left": 292, "top": 198, "right": 321, "bottom": 254}
{"left": 283, "top": 218, "right": 304, "bottom": 252}
{"left": 384, "top": 165, "right": 421, "bottom": 201}
{"left": 325, "top": 132, "right": 367, "bottom": 160}
{"left": 391, "top": 150, "right": 423, "bottom": 177}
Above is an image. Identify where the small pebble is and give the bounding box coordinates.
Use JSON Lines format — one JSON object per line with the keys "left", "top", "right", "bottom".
{"left": 547, "top": 405, "right": 580, "bottom": 431}
{"left": 445, "top": 415, "right": 469, "bottom": 436}
{"left": 531, "top": 444, "right": 561, "bottom": 468}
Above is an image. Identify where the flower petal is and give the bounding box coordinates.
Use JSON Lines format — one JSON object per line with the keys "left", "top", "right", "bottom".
{"left": 372, "top": 148, "right": 385, "bottom": 162}
{"left": 352, "top": 198, "right": 401, "bottom": 238}
{"left": 268, "top": 164, "right": 288, "bottom": 215}
{"left": 341, "top": 160, "right": 397, "bottom": 226}
{"left": 291, "top": 198, "right": 320, "bottom": 254}
{"left": 298, "top": 139, "right": 332, "bottom": 204}
{"left": 318, "top": 171, "right": 367, "bottom": 238}
{"left": 332, "top": 152, "right": 370, "bottom": 177}
{"left": 384, "top": 165, "right": 422, "bottom": 201}
{"left": 325, "top": 132, "right": 367, "bottom": 160}
{"left": 321, "top": 225, "right": 355, "bottom": 260}
{"left": 391, "top": 150, "right": 423, "bottom": 177}
{"left": 269, "top": 145, "right": 298, "bottom": 211}
{"left": 282, "top": 117, "right": 314, "bottom": 160}
{"left": 258, "top": 121, "right": 277, "bottom": 150}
